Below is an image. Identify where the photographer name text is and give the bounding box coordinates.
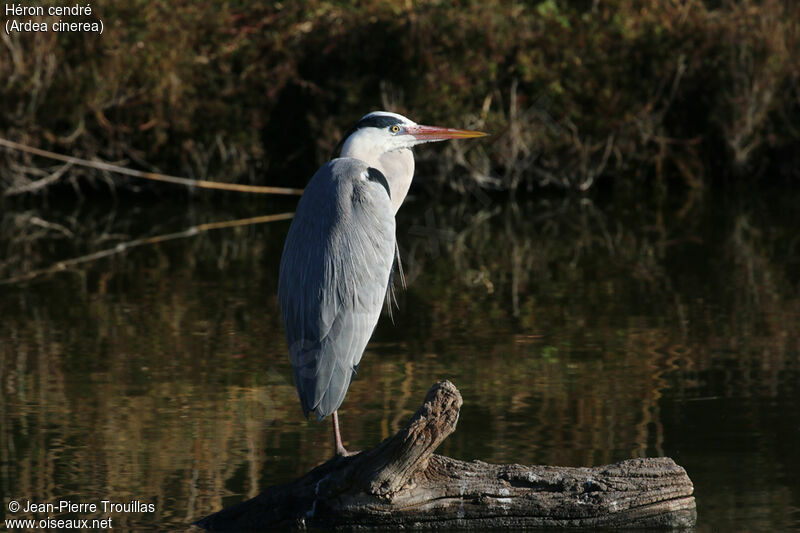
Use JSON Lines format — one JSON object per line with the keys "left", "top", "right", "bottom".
{"left": 17, "top": 499, "right": 154, "bottom": 513}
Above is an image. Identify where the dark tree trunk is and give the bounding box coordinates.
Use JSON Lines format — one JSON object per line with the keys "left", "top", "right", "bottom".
{"left": 195, "top": 381, "right": 696, "bottom": 530}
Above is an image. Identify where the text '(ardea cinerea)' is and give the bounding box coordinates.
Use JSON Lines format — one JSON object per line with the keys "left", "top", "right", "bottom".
{"left": 278, "top": 111, "right": 487, "bottom": 456}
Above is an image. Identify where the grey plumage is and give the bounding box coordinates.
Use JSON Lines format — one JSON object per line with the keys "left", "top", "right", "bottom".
{"left": 278, "top": 158, "right": 395, "bottom": 420}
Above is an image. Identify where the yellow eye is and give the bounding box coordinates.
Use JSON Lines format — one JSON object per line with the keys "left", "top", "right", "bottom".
{"left": 390, "top": 125, "right": 401, "bottom": 133}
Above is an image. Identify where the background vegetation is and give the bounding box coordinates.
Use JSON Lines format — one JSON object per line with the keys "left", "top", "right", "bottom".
{"left": 2, "top": 0, "right": 798, "bottom": 196}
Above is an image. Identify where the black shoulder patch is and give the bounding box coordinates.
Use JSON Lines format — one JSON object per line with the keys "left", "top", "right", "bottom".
{"left": 366, "top": 167, "right": 391, "bottom": 199}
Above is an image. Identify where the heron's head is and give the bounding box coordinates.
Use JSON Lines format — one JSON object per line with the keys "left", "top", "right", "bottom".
{"left": 336, "top": 111, "right": 487, "bottom": 158}
{"left": 336, "top": 111, "right": 487, "bottom": 213}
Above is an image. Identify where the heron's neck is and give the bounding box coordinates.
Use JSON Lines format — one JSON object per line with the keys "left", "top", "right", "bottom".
{"left": 342, "top": 146, "right": 414, "bottom": 214}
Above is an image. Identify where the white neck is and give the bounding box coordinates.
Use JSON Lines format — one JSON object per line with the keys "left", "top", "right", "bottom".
{"left": 341, "top": 138, "right": 415, "bottom": 214}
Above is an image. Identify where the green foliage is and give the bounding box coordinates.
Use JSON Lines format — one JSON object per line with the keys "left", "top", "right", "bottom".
{"left": 1, "top": 0, "right": 798, "bottom": 192}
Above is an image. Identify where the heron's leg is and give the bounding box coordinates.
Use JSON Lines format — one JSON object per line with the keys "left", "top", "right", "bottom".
{"left": 332, "top": 410, "right": 349, "bottom": 456}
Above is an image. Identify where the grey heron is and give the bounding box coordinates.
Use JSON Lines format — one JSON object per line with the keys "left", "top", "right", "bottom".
{"left": 278, "top": 111, "right": 486, "bottom": 456}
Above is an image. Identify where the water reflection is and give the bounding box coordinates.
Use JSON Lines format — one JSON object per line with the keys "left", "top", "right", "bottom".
{"left": 0, "top": 190, "right": 798, "bottom": 530}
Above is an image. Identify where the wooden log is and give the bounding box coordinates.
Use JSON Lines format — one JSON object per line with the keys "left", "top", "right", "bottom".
{"left": 195, "top": 381, "right": 696, "bottom": 530}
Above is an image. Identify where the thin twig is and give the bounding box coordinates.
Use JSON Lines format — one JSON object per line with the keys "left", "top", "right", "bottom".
{"left": 28, "top": 216, "right": 75, "bottom": 238}
{"left": 0, "top": 137, "right": 304, "bottom": 196}
{"left": 4, "top": 162, "right": 73, "bottom": 196}
{"left": 0, "top": 212, "right": 294, "bottom": 286}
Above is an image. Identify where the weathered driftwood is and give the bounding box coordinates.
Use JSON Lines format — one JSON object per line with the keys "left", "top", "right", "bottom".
{"left": 196, "top": 381, "right": 696, "bottom": 530}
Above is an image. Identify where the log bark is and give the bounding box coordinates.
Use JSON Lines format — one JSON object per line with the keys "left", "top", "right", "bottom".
{"left": 195, "top": 381, "right": 695, "bottom": 530}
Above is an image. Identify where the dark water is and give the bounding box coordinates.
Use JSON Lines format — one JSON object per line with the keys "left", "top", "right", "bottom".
{"left": 1, "top": 187, "right": 798, "bottom": 531}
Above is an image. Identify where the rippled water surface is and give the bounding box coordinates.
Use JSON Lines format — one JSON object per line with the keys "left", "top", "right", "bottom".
{"left": 1, "top": 188, "right": 798, "bottom": 530}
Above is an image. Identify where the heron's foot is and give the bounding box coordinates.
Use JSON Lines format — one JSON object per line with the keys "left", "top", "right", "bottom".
{"left": 335, "top": 443, "right": 355, "bottom": 457}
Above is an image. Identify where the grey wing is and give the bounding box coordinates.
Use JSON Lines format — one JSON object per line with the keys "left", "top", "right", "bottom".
{"left": 278, "top": 160, "right": 396, "bottom": 420}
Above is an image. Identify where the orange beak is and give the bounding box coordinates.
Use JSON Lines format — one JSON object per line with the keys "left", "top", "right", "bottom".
{"left": 406, "top": 124, "right": 489, "bottom": 142}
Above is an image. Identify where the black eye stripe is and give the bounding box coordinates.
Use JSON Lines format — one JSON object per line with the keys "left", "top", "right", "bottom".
{"left": 355, "top": 115, "right": 404, "bottom": 130}
{"left": 333, "top": 115, "right": 405, "bottom": 157}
